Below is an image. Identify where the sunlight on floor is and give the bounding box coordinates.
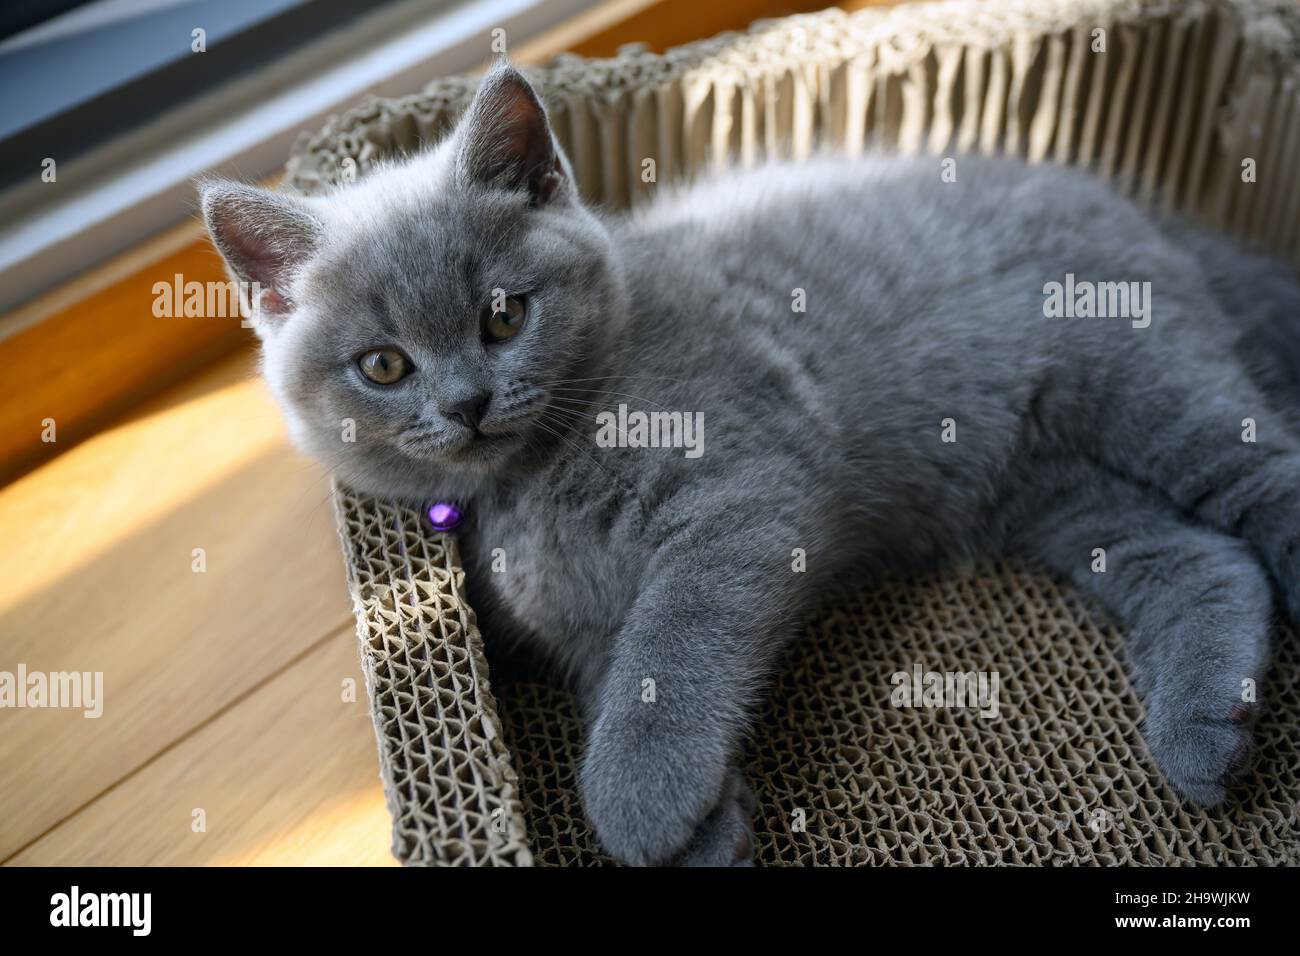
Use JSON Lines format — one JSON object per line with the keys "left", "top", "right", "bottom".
{"left": 0, "top": 364, "right": 292, "bottom": 616}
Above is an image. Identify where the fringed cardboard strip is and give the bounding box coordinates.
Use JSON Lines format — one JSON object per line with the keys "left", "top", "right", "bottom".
{"left": 334, "top": 489, "right": 532, "bottom": 866}
{"left": 288, "top": 0, "right": 1300, "bottom": 262}
{"left": 293, "top": 0, "right": 1300, "bottom": 865}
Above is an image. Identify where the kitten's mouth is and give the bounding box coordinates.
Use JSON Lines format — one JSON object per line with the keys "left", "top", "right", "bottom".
{"left": 437, "top": 426, "right": 525, "bottom": 467}
{"left": 394, "top": 417, "right": 534, "bottom": 470}
{"left": 449, "top": 431, "right": 506, "bottom": 457}
{"left": 393, "top": 428, "right": 507, "bottom": 466}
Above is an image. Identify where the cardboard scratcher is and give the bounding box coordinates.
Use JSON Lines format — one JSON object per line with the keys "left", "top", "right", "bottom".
{"left": 294, "top": 0, "right": 1300, "bottom": 865}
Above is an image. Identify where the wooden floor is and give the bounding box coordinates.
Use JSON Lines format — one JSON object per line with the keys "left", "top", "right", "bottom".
{"left": 1, "top": 348, "right": 397, "bottom": 865}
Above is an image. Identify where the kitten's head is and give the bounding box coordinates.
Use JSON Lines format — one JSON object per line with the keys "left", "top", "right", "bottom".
{"left": 201, "top": 62, "right": 623, "bottom": 501}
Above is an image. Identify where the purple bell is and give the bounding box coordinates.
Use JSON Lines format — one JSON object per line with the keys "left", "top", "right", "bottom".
{"left": 427, "top": 501, "right": 464, "bottom": 533}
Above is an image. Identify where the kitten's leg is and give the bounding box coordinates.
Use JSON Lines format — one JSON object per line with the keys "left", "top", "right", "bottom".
{"left": 577, "top": 525, "right": 798, "bottom": 866}
{"left": 1008, "top": 461, "right": 1272, "bottom": 805}
{"left": 576, "top": 663, "right": 758, "bottom": 868}
{"left": 1094, "top": 358, "right": 1300, "bottom": 618}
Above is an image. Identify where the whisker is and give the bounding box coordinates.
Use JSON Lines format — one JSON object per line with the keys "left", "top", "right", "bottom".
{"left": 547, "top": 389, "right": 678, "bottom": 413}
{"left": 533, "top": 411, "right": 628, "bottom": 489}
{"left": 532, "top": 419, "right": 615, "bottom": 487}
{"left": 540, "top": 374, "right": 684, "bottom": 385}
{"left": 541, "top": 403, "right": 635, "bottom": 443}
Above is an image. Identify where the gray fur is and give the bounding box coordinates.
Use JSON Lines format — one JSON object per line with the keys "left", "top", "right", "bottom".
{"left": 202, "top": 62, "right": 1300, "bottom": 866}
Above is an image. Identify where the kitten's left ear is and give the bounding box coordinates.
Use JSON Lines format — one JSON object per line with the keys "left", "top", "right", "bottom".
{"left": 457, "top": 60, "right": 567, "bottom": 206}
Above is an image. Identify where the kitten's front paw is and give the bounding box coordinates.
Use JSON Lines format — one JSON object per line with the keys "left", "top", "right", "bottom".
{"left": 579, "top": 723, "right": 730, "bottom": 866}
{"left": 1144, "top": 690, "right": 1257, "bottom": 807}
{"left": 672, "top": 769, "right": 757, "bottom": 867}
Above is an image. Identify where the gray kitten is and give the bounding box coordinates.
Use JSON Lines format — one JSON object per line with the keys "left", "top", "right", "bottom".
{"left": 202, "top": 62, "right": 1300, "bottom": 866}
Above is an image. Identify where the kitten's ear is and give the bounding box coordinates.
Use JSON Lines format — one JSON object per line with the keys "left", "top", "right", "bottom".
{"left": 457, "top": 60, "right": 567, "bottom": 205}
{"left": 199, "top": 181, "right": 323, "bottom": 323}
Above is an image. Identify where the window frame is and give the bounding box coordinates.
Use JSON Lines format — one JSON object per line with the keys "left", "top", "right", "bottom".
{"left": 0, "top": 0, "right": 605, "bottom": 318}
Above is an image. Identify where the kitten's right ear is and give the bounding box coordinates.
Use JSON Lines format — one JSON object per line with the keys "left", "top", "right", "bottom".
{"left": 200, "top": 181, "right": 323, "bottom": 323}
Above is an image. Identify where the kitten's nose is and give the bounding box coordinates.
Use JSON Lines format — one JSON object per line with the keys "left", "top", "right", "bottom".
{"left": 442, "top": 391, "right": 491, "bottom": 432}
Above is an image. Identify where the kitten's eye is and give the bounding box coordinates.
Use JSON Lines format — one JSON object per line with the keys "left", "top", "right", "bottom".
{"left": 358, "top": 348, "right": 410, "bottom": 385}
{"left": 483, "top": 294, "right": 527, "bottom": 343}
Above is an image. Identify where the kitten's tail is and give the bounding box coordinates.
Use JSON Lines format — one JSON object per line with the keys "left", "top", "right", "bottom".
{"left": 1172, "top": 225, "right": 1300, "bottom": 409}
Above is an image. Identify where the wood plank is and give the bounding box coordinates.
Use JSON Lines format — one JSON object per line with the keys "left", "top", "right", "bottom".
{"left": 0, "top": 347, "right": 352, "bottom": 861}
{"left": 8, "top": 626, "right": 396, "bottom": 866}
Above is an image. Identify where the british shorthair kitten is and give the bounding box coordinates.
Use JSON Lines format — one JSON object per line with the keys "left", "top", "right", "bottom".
{"left": 202, "top": 62, "right": 1300, "bottom": 866}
